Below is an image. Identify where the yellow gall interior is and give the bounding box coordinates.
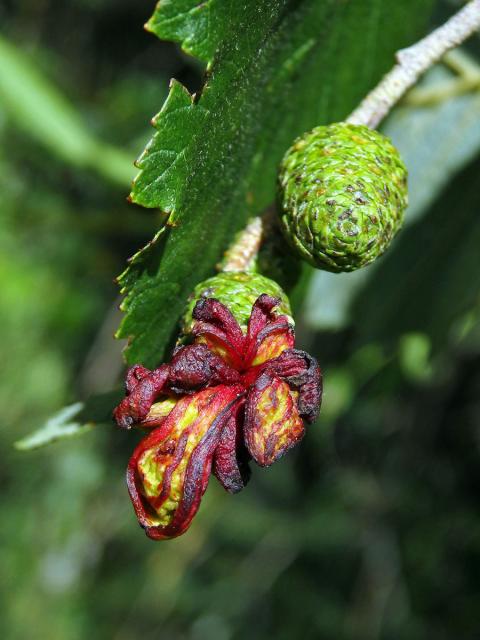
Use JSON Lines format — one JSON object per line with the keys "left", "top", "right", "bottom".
{"left": 137, "top": 388, "right": 228, "bottom": 528}
{"left": 254, "top": 379, "right": 302, "bottom": 457}
{"left": 251, "top": 333, "right": 292, "bottom": 366}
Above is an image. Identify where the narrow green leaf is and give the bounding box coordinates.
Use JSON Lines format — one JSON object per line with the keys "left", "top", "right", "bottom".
{"left": 14, "top": 390, "right": 122, "bottom": 451}
{"left": 14, "top": 403, "right": 92, "bottom": 451}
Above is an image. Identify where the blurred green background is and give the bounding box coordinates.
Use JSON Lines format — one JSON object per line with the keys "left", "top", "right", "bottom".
{"left": 1, "top": 1, "right": 480, "bottom": 639}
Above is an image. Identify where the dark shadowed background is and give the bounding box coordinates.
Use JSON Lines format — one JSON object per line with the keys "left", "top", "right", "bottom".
{"left": 1, "top": 1, "right": 480, "bottom": 639}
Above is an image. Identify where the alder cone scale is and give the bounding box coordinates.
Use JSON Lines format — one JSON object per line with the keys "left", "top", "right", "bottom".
{"left": 182, "top": 271, "right": 293, "bottom": 336}
{"left": 278, "top": 122, "right": 408, "bottom": 272}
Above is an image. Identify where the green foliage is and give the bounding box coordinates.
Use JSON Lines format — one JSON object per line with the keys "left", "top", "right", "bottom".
{"left": 117, "top": 0, "right": 434, "bottom": 368}
{"left": 14, "top": 391, "right": 122, "bottom": 451}
{"left": 14, "top": 403, "right": 93, "bottom": 451}
{"left": 3, "top": 2, "right": 480, "bottom": 640}
{"left": 0, "top": 35, "right": 133, "bottom": 186}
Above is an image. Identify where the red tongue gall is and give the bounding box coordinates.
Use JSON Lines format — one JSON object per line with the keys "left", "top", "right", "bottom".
{"left": 114, "top": 293, "right": 322, "bottom": 540}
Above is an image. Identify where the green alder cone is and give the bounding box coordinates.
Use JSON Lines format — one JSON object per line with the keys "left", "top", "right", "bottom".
{"left": 182, "top": 272, "right": 293, "bottom": 336}
{"left": 278, "top": 122, "right": 408, "bottom": 272}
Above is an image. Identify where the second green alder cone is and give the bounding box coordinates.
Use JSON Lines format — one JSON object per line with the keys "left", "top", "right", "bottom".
{"left": 278, "top": 122, "right": 408, "bottom": 272}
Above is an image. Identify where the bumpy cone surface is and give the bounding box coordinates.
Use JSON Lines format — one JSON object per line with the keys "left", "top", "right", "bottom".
{"left": 278, "top": 122, "right": 408, "bottom": 272}
{"left": 182, "top": 271, "right": 293, "bottom": 335}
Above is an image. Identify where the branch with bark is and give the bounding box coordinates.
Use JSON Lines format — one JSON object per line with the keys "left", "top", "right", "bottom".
{"left": 347, "top": 0, "right": 480, "bottom": 128}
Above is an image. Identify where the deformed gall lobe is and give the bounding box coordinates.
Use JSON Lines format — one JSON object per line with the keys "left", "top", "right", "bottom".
{"left": 114, "top": 293, "right": 322, "bottom": 540}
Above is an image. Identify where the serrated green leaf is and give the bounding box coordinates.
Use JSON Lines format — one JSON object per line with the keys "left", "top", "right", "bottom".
{"left": 118, "top": 0, "right": 434, "bottom": 368}
{"left": 14, "top": 390, "right": 122, "bottom": 451}
{"left": 146, "top": 0, "right": 243, "bottom": 62}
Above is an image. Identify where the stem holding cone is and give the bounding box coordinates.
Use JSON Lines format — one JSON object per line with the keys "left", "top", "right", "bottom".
{"left": 222, "top": 0, "right": 480, "bottom": 273}
{"left": 347, "top": 0, "right": 480, "bottom": 128}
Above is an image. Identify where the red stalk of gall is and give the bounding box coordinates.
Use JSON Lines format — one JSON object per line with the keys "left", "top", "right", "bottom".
{"left": 114, "top": 294, "right": 322, "bottom": 540}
